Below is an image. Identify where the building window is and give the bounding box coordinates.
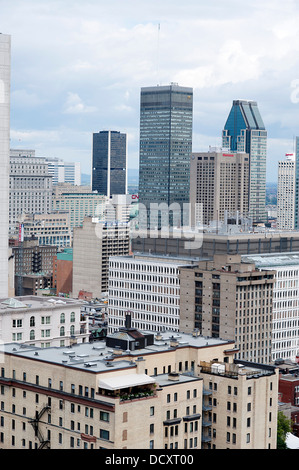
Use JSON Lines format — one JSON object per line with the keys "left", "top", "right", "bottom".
{"left": 100, "top": 411, "right": 109, "bottom": 422}
{"left": 100, "top": 429, "right": 110, "bottom": 440}
{"left": 60, "top": 313, "right": 65, "bottom": 324}
{"left": 30, "top": 330, "right": 35, "bottom": 340}
{"left": 60, "top": 327, "right": 65, "bottom": 337}
{"left": 30, "top": 316, "right": 35, "bottom": 327}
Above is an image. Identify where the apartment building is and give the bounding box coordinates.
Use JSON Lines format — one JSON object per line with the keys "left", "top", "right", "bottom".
{"left": 72, "top": 217, "right": 130, "bottom": 299}
{"left": 190, "top": 149, "right": 249, "bottom": 226}
{"left": 0, "top": 295, "right": 88, "bottom": 347}
{"left": 108, "top": 253, "right": 199, "bottom": 334}
{"left": 0, "top": 325, "right": 278, "bottom": 449}
{"left": 179, "top": 254, "right": 275, "bottom": 364}
{"left": 11, "top": 237, "right": 57, "bottom": 276}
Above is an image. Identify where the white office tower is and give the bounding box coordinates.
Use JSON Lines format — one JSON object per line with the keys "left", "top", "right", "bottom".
{"left": 277, "top": 153, "right": 296, "bottom": 230}
{"left": 0, "top": 34, "right": 10, "bottom": 297}
{"left": 46, "top": 157, "right": 81, "bottom": 186}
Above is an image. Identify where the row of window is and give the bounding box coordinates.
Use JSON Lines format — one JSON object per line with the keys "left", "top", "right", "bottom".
{"left": 12, "top": 312, "right": 77, "bottom": 329}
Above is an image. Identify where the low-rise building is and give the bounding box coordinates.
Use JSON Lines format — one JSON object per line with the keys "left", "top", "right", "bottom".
{"left": 22, "top": 212, "right": 71, "bottom": 247}
{"left": 0, "top": 295, "right": 89, "bottom": 347}
{"left": 52, "top": 248, "right": 73, "bottom": 296}
{"left": 0, "top": 323, "right": 278, "bottom": 449}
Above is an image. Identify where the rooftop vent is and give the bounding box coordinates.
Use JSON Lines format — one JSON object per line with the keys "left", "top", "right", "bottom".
{"left": 168, "top": 372, "right": 180, "bottom": 381}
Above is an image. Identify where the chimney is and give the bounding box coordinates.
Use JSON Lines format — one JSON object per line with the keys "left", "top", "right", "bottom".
{"left": 125, "top": 314, "right": 132, "bottom": 329}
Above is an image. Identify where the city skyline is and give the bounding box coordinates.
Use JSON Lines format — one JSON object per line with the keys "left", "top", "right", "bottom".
{"left": 1, "top": 0, "right": 299, "bottom": 182}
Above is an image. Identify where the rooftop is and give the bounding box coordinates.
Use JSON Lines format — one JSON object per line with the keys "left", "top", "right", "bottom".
{"left": 0, "top": 330, "right": 233, "bottom": 373}
{"left": 0, "top": 295, "right": 82, "bottom": 312}
{"left": 242, "top": 252, "right": 299, "bottom": 268}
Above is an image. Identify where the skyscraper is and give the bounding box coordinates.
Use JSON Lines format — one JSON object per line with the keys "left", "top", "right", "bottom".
{"left": 92, "top": 130, "right": 127, "bottom": 197}
{"left": 222, "top": 100, "right": 267, "bottom": 224}
{"left": 277, "top": 153, "right": 296, "bottom": 230}
{"left": 0, "top": 33, "right": 11, "bottom": 297}
{"left": 294, "top": 137, "right": 299, "bottom": 229}
{"left": 190, "top": 148, "right": 249, "bottom": 226}
{"left": 138, "top": 84, "right": 193, "bottom": 229}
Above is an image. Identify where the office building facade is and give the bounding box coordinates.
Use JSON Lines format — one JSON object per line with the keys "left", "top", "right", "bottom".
{"left": 138, "top": 84, "right": 193, "bottom": 229}
{"left": 52, "top": 184, "right": 107, "bottom": 230}
{"left": 277, "top": 153, "right": 296, "bottom": 230}
{"left": 92, "top": 130, "right": 127, "bottom": 197}
{"left": 108, "top": 253, "right": 199, "bottom": 334}
{"left": 9, "top": 150, "right": 53, "bottom": 235}
{"left": 72, "top": 217, "right": 130, "bottom": 298}
{"left": 222, "top": 100, "right": 267, "bottom": 224}
{"left": 0, "top": 34, "right": 11, "bottom": 297}
{"left": 21, "top": 212, "right": 71, "bottom": 247}
{"left": 46, "top": 157, "right": 81, "bottom": 186}
{"left": 190, "top": 149, "right": 249, "bottom": 226}
{"left": 242, "top": 252, "right": 299, "bottom": 363}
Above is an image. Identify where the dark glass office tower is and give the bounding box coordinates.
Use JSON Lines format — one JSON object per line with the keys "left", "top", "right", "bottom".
{"left": 138, "top": 84, "right": 193, "bottom": 229}
{"left": 222, "top": 100, "right": 267, "bottom": 224}
{"left": 92, "top": 130, "right": 127, "bottom": 197}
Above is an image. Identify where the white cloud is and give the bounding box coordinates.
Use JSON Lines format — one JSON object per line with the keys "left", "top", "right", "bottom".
{"left": 63, "top": 92, "right": 97, "bottom": 114}
{"left": 2, "top": 0, "right": 299, "bottom": 180}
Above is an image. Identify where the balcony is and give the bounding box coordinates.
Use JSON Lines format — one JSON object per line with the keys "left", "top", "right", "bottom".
{"left": 97, "top": 374, "right": 157, "bottom": 403}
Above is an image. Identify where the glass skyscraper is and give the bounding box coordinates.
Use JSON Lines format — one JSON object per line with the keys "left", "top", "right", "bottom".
{"left": 92, "top": 130, "right": 127, "bottom": 197}
{"left": 138, "top": 84, "right": 193, "bottom": 229}
{"left": 222, "top": 100, "right": 267, "bottom": 224}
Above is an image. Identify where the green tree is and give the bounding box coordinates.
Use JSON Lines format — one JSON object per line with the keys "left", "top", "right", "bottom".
{"left": 277, "top": 411, "right": 292, "bottom": 449}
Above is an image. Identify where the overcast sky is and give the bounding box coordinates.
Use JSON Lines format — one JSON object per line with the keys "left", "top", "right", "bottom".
{"left": 2, "top": 0, "right": 299, "bottom": 181}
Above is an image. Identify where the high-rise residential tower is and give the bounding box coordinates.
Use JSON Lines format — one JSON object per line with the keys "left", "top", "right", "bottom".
{"left": 277, "top": 153, "right": 296, "bottom": 230}
{"left": 92, "top": 130, "right": 127, "bottom": 197}
{"left": 222, "top": 100, "right": 267, "bottom": 224}
{"left": 0, "top": 33, "right": 11, "bottom": 297}
{"left": 138, "top": 84, "right": 193, "bottom": 229}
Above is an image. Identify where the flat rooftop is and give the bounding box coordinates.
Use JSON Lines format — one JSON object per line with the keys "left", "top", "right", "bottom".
{"left": 0, "top": 296, "right": 83, "bottom": 312}
{"left": 242, "top": 252, "right": 299, "bottom": 268}
{"left": 0, "top": 330, "right": 233, "bottom": 373}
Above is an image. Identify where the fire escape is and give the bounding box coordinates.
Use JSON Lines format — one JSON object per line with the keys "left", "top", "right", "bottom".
{"left": 29, "top": 405, "right": 51, "bottom": 449}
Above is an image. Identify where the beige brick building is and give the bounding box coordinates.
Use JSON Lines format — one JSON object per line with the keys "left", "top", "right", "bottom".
{"left": 72, "top": 217, "right": 130, "bottom": 298}
{"left": 190, "top": 149, "right": 249, "bottom": 226}
{"left": 0, "top": 326, "right": 278, "bottom": 449}
{"left": 179, "top": 254, "right": 275, "bottom": 364}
